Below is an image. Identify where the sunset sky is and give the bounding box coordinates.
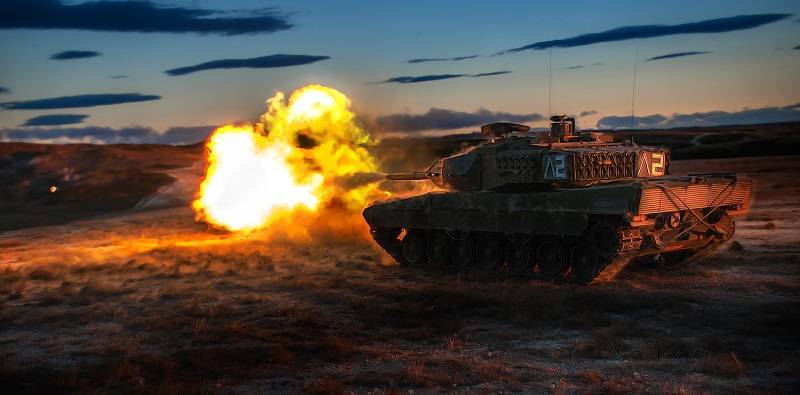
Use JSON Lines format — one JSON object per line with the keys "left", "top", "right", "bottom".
{"left": 0, "top": 0, "right": 798, "bottom": 143}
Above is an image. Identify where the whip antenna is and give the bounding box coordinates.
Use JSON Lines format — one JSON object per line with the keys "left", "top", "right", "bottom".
{"left": 631, "top": 46, "right": 639, "bottom": 130}
{"left": 547, "top": 47, "right": 553, "bottom": 118}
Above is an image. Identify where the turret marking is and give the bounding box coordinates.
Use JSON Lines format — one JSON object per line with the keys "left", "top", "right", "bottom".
{"left": 651, "top": 152, "right": 665, "bottom": 176}
{"left": 637, "top": 152, "right": 665, "bottom": 177}
{"left": 544, "top": 154, "right": 567, "bottom": 180}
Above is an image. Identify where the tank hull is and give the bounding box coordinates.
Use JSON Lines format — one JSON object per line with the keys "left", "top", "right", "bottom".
{"left": 363, "top": 174, "right": 751, "bottom": 284}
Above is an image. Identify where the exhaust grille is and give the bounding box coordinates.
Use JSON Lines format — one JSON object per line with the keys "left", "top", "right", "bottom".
{"left": 572, "top": 151, "right": 637, "bottom": 181}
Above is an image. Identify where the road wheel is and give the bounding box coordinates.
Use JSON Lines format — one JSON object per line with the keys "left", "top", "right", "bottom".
{"left": 507, "top": 243, "right": 534, "bottom": 274}
{"left": 476, "top": 236, "right": 504, "bottom": 270}
{"left": 537, "top": 240, "right": 565, "bottom": 276}
{"left": 427, "top": 231, "right": 451, "bottom": 266}
{"left": 452, "top": 239, "right": 474, "bottom": 267}
{"left": 569, "top": 243, "right": 598, "bottom": 283}
{"left": 400, "top": 230, "right": 427, "bottom": 265}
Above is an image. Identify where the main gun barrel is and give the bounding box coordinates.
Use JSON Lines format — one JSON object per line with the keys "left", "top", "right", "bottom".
{"left": 385, "top": 172, "right": 431, "bottom": 181}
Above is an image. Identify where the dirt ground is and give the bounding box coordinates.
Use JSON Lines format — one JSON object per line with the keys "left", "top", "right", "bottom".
{"left": 1, "top": 155, "right": 798, "bottom": 394}
{"left": 0, "top": 142, "right": 202, "bottom": 231}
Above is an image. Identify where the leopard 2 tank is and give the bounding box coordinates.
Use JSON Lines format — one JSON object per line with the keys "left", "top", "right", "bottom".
{"left": 363, "top": 115, "right": 751, "bottom": 284}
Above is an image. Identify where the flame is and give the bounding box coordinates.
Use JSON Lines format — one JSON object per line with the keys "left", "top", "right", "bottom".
{"left": 192, "top": 85, "right": 381, "bottom": 233}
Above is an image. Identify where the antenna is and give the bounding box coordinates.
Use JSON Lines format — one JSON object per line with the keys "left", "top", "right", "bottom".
{"left": 630, "top": 45, "right": 639, "bottom": 130}
{"left": 547, "top": 47, "right": 553, "bottom": 119}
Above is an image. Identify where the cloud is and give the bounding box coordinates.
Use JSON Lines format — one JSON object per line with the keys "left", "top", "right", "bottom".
{"left": 565, "top": 62, "right": 603, "bottom": 70}
{"left": 645, "top": 51, "right": 711, "bottom": 61}
{"left": 0, "top": 0, "right": 291, "bottom": 35}
{"left": 598, "top": 114, "right": 667, "bottom": 129}
{"left": 0, "top": 125, "right": 215, "bottom": 145}
{"left": 579, "top": 110, "right": 598, "bottom": 117}
{"left": 0, "top": 86, "right": 9, "bottom": 94}
{"left": 109, "top": 75, "right": 128, "bottom": 79}
{"left": 50, "top": 50, "right": 100, "bottom": 60}
{"left": 597, "top": 103, "right": 800, "bottom": 129}
{"left": 1, "top": 93, "right": 161, "bottom": 110}
{"left": 380, "top": 71, "right": 510, "bottom": 84}
{"left": 155, "top": 126, "right": 216, "bottom": 144}
{"left": 1, "top": 126, "right": 156, "bottom": 144}
{"left": 499, "top": 14, "right": 791, "bottom": 54}
{"left": 374, "top": 108, "right": 545, "bottom": 133}
{"left": 381, "top": 74, "right": 466, "bottom": 84}
{"left": 165, "top": 54, "right": 330, "bottom": 76}
{"left": 469, "top": 71, "right": 511, "bottom": 77}
{"left": 407, "top": 55, "right": 479, "bottom": 63}
{"left": 20, "top": 114, "right": 88, "bottom": 126}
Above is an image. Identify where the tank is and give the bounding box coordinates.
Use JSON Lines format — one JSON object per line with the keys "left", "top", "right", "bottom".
{"left": 363, "top": 115, "right": 752, "bottom": 284}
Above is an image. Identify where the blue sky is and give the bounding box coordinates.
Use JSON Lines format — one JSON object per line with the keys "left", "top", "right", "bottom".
{"left": 0, "top": 0, "right": 798, "bottom": 142}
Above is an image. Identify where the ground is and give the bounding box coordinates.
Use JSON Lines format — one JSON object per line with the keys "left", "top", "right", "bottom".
{"left": 0, "top": 146, "right": 798, "bottom": 393}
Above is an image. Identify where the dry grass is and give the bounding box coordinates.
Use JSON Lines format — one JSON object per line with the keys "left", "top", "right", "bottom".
{"left": 573, "top": 331, "right": 628, "bottom": 359}
{"left": 632, "top": 335, "right": 693, "bottom": 360}
{"left": 305, "top": 376, "right": 345, "bottom": 395}
{"left": 701, "top": 353, "right": 747, "bottom": 378}
{"left": 2, "top": 244, "right": 797, "bottom": 393}
{"left": 2, "top": 154, "right": 800, "bottom": 393}
{"left": 405, "top": 358, "right": 428, "bottom": 387}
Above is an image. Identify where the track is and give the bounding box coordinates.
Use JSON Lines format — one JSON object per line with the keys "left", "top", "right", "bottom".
{"left": 370, "top": 220, "right": 739, "bottom": 285}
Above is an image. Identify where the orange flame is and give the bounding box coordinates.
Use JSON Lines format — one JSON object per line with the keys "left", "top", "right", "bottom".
{"left": 192, "top": 84, "right": 381, "bottom": 233}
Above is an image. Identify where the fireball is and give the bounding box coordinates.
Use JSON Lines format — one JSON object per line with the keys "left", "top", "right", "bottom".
{"left": 192, "top": 85, "right": 380, "bottom": 232}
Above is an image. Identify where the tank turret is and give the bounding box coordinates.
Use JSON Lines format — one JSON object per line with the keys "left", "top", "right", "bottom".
{"left": 385, "top": 116, "right": 669, "bottom": 191}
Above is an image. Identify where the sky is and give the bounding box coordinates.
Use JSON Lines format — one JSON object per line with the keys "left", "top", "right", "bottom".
{"left": 0, "top": 0, "right": 799, "bottom": 143}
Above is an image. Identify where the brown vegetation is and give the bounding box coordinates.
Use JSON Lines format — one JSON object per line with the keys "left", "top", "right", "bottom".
{"left": 0, "top": 147, "right": 798, "bottom": 392}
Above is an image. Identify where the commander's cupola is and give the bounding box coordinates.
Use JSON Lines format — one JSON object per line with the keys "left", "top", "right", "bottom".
{"left": 548, "top": 115, "right": 597, "bottom": 143}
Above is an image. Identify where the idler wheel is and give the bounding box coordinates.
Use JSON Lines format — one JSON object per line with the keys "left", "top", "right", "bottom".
{"left": 569, "top": 243, "right": 598, "bottom": 283}
{"left": 427, "top": 231, "right": 452, "bottom": 266}
{"left": 536, "top": 240, "right": 566, "bottom": 277}
{"left": 452, "top": 239, "right": 474, "bottom": 267}
{"left": 400, "top": 230, "right": 427, "bottom": 265}
{"left": 711, "top": 213, "right": 736, "bottom": 242}
{"left": 506, "top": 243, "right": 534, "bottom": 274}
{"left": 475, "top": 236, "right": 504, "bottom": 270}
{"left": 667, "top": 212, "right": 682, "bottom": 229}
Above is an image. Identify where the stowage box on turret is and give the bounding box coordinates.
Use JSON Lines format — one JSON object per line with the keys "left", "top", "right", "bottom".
{"left": 363, "top": 116, "right": 751, "bottom": 283}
